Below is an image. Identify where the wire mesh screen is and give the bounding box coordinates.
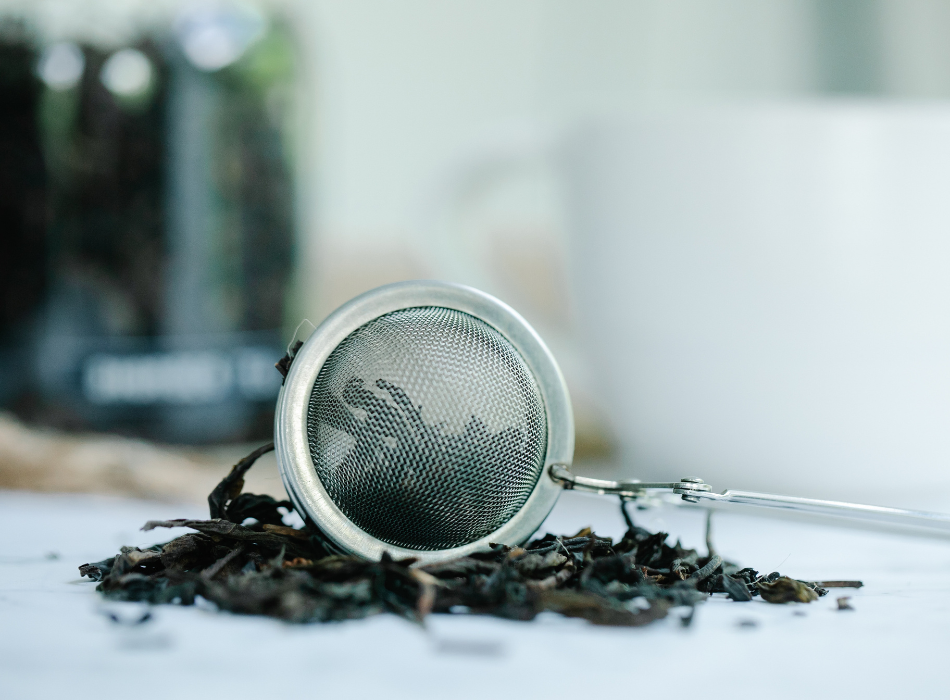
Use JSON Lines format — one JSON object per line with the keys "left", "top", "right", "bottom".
{"left": 306, "top": 306, "right": 548, "bottom": 550}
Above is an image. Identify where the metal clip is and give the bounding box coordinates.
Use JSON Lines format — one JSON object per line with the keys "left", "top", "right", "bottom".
{"left": 548, "top": 464, "right": 712, "bottom": 499}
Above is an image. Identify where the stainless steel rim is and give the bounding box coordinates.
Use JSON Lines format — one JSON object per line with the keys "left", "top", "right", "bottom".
{"left": 274, "top": 280, "right": 573, "bottom": 565}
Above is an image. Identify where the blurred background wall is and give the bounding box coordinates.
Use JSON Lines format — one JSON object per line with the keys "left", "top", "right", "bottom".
{"left": 3, "top": 0, "right": 950, "bottom": 508}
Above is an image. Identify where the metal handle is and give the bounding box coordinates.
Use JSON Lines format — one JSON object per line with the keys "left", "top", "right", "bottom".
{"left": 549, "top": 464, "right": 950, "bottom": 536}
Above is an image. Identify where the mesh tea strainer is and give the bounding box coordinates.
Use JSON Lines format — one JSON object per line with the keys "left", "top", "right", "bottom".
{"left": 275, "top": 281, "right": 950, "bottom": 565}
{"left": 275, "top": 281, "right": 571, "bottom": 564}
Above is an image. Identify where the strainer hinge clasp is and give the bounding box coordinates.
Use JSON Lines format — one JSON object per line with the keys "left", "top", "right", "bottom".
{"left": 548, "top": 464, "right": 712, "bottom": 501}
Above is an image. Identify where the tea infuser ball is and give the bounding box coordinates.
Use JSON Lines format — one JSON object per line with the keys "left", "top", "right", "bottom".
{"left": 274, "top": 280, "right": 574, "bottom": 565}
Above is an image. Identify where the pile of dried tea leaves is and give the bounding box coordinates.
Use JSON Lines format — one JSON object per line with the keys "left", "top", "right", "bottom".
{"left": 79, "top": 444, "right": 861, "bottom": 627}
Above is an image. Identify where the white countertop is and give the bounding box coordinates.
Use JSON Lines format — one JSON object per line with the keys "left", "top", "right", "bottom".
{"left": 2, "top": 488, "right": 948, "bottom": 700}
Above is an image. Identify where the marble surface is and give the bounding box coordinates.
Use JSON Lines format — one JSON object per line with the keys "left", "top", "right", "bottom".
{"left": 2, "top": 488, "right": 948, "bottom": 700}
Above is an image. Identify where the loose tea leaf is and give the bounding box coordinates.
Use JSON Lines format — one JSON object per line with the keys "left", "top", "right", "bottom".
{"left": 79, "top": 444, "right": 860, "bottom": 627}
{"left": 207, "top": 442, "right": 276, "bottom": 520}
{"left": 720, "top": 574, "right": 753, "bottom": 602}
{"left": 757, "top": 576, "right": 820, "bottom": 604}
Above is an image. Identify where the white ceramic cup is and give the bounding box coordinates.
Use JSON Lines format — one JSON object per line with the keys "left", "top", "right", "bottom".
{"left": 563, "top": 103, "right": 950, "bottom": 508}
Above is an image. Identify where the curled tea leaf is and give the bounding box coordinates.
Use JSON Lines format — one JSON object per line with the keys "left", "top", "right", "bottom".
{"left": 758, "top": 576, "right": 819, "bottom": 604}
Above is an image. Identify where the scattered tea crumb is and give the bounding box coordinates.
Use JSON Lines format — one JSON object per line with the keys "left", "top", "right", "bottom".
{"left": 837, "top": 596, "right": 854, "bottom": 611}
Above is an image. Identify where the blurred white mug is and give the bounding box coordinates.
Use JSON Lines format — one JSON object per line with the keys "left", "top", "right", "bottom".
{"left": 563, "top": 103, "right": 950, "bottom": 509}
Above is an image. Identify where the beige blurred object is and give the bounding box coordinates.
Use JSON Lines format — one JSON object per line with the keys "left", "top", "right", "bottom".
{"left": 0, "top": 412, "right": 286, "bottom": 504}
{"left": 315, "top": 241, "right": 430, "bottom": 320}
